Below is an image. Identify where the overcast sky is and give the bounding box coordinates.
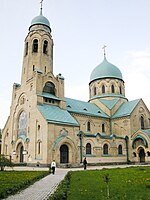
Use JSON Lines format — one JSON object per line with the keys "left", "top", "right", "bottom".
{"left": 1, "top": 0, "right": 150, "bottom": 128}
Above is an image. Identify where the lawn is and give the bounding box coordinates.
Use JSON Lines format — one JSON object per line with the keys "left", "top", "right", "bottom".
{"left": 50, "top": 166, "right": 150, "bottom": 200}
{"left": 0, "top": 171, "right": 49, "bottom": 199}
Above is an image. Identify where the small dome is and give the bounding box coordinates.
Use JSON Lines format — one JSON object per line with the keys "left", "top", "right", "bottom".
{"left": 90, "top": 57, "right": 123, "bottom": 83}
{"left": 29, "top": 12, "right": 50, "bottom": 30}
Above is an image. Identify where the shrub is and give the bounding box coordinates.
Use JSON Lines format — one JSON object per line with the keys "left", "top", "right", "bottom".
{"left": 0, "top": 155, "right": 13, "bottom": 171}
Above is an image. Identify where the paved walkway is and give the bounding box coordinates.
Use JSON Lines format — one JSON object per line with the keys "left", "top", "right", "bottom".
{"left": 4, "top": 164, "right": 148, "bottom": 200}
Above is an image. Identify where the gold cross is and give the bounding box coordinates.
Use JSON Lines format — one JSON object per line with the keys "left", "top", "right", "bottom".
{"left": 40, "top": 0, "right": 44, "bottom": 9}
{"left": 102, "top": 45, "right": 107, "bottom": 57}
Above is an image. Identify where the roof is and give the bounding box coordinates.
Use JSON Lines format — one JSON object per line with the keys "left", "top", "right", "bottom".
{"left": 99, "top": 98, "right": 120, "bottom": 110}
{"left": 142, "top": 130, "right": 150, "bottom": 138}
{"left": 66, "top": 97, "right": 109, "bottom": 118}
{"left": 29, "top": 10, "right": 50, "bottom": 31}
{"left": 37, "top": 93, "right": 62, "bottom": 101}
{"left": 112, "top": 99, "right": 140, "bottom": 119}
{"left": 38, "top": 104, "right": 79, "bottom": 126}
{"left": 77, "top": 131, "right": 125, "bottom": 139}
{"left": 90, "top": 93, "right": 126, "bottom": 100}
{"left": 90, "top": 57, "right": 123, "bottom": 83}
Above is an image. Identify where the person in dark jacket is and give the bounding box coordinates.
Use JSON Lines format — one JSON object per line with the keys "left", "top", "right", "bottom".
{"left": 83, "top": 157, "right": 87, "bottom": 170}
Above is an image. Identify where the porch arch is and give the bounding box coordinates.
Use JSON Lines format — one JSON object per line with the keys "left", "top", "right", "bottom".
{"left": 16, "top": 142, "right": 24, "bottom": 163}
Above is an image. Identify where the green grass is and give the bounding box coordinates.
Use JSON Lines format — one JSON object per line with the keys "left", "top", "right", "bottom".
{"left": 0, "top": 171, "right": 49, "bottom": 199}
{"left": 50, "top": 166, "right": 150, "bottom": 200}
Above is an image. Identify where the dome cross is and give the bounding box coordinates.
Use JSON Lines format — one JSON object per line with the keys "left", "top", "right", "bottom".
{"left": 102, "top": 45, "right": 107, "bottom": 58}
{"left": 40, "top": 0, "right": 44, "bottom": 15}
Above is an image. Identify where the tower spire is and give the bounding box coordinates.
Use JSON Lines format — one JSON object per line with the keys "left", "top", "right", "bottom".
{"left": 102, "top": 45, "right": 107, "bottom": 59}
{"left": 40, "top": 0, "right": 44, "bottom": 15}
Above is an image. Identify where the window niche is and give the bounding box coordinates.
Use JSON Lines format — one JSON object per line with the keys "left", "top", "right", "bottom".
{"left": 37, "top": 140, "right": 41, "bottom": 155}
{"left": 32, "top": 39, "right": 38, "bottom": 53}
{"left": 94, "top": 87, "right": 96, "bottom": 96}
{"left": 86, "top": 143, "right": 91, "bottom": 154}
{"left": 87, "top": 121, "right": 91, "bottom": 132}
{"left": 119, "top": 86, "right": 122, "bottom": 94}
{"left": 141, "top": 116, "right": 144, "bottom": 129}
{"left": 111, "top": 84, "right": 115, "bottom": 93}
{"left": 102, "top": 85, "right": 105, "bottom": 93}
{"left": 43, "top": 82, "right": 55, "bottom": 95}
{"left": 118, "top": 144, "right": 123, "bottom": 155}
{"left": 103, "top": 143, "right": 108, "bottom": 155}
{"left": 102, "top": 123, "right": 105, "bottom": 133}
{"left": 43, "top": 40, "right": 48, "bottom": 54}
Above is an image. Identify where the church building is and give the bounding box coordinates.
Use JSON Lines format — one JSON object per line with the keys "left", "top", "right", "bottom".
{"left": 2, "top": 8, "right": 150, "bottom": 167}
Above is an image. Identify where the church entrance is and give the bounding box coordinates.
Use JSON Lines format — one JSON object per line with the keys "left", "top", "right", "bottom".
{"left": 60, "top": 144, "right": 69, "bottom": 163}
{"left": 16, "top": 143, "right": 24, "bottom": 163}
{"left": 139, "top": 148, "right": 145, "bottom": 163}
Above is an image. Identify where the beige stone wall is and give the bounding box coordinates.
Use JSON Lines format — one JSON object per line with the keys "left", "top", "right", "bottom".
{"left": 21, "top": 26, "right": 53, "bottom": 84}
{"left": 89, "top": 78, "right": 125, "bottom": 99}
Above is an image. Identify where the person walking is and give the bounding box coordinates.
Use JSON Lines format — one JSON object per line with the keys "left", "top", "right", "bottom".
{"left": 83, "top": 157, "right": 87, "bottom": 170}
{"left": 51, "top": 160, "right": 56, "bottom": 174}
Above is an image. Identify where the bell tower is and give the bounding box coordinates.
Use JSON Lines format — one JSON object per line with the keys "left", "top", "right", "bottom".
{"left": 21, "top": 6, "right": 53, "bottom": 84}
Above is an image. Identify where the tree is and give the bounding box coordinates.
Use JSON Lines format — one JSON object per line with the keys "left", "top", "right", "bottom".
{"left": 0, "top": 129, "right": 2, "bottom": 155}
{"left": 103, "top": 174, "right": 111, "bottom": 199}
{"left": 0, "top": 154, "right": 13, "bottom": 171}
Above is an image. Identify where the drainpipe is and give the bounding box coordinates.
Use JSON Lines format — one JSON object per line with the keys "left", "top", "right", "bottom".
{"left": 125, "top": 136, "right": 130, "bottom": 163}
{"left": 109, "top": 117, "right": 112, "bottom": 136}
{"left": 78, "top": 132, "right": 83, "bottom": 163}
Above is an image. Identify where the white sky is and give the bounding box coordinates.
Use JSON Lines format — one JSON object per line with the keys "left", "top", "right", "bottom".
{"left": 1, "top": 0, "right": 150, "bottom": 128}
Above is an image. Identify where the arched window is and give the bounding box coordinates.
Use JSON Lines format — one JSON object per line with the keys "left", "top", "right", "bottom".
{"left": 119, "top": 86, "right": 122, "bottom": 94}
{"left": 103, "top": 143, "right": 108, "bottom": 155}
{"left": 86, "top": 143, "right": 91, "bottom": 154}
{"left": 18, "top": 111, "right": 27, "bottom": 136}
{"left": 38, "top": 141, "right": 41, "bottom": 154}
{"left": 43, "top": 40, "right": 48, "bottom": 54}
{"left": 87, "top": 121, "right": 91, "bottom": 131}
{"left": 141, "top": 116, "right": 144, "bottom": 129}
{"left": 118, "top": 145, "right": 123, "bottom": 155}
{"left": 102, "top": 85, "right": 105, "bottom": 93}
{"left": 111, "top": 85, "right": 115, "bottom": 93}
{"left": 32, "top": 39, "right": 38, "bottom": 52}
{"left": 45, "top": 66, "right": 46, "bottom": 73}
{"left": 102, "top": 123, "right": 105, "bottom": 133}
{"left": 43, "top": 82, "right": 55, "bottom": 95}
{"left": 25, "top": 42, "right": 28, "bottom": 55}
{"left": 94, "top": 87, "right": 96, "bottom": 95}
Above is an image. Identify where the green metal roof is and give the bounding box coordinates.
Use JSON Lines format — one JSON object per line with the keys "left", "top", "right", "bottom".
{"left": 90, "top": 93, "right": 126, "bottom": 100}
{"left": 38, "top": 104, "right": 79, "bottom": 126}
{"left": 90, "top": 57, "right": 123, "bottom": 83}
{"left": 29, "top": 11, "right": 50, "bottom": 31}
{"left": 112, "top": 99, "right": 140, "bottom": 119}
{"left": 77, "top": 132, "right": 125, "bottom": 140}
{"left": 142, "top": 130, "right": 150, "bottom": 138}
{"left": 66, "top": 97, "right": 109, "bottom": 118}
{"left": 37, "top": 93, "right": 62, "bottom": 101}
{"left": 99, "top": 98, "right": 120, "bottom": 110}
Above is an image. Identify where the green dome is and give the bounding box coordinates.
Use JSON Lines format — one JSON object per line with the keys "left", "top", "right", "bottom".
{"left": 29, "top": 13, "right": 50, "bottom": 30}
{"left": 90, "top": 57, "right": 123, "bottom": 83}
